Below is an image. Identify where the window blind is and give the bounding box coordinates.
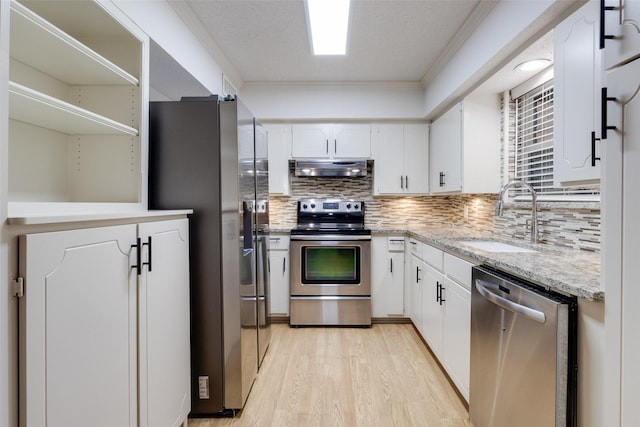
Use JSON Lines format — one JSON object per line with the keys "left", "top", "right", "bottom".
{"left": 515, "top": 80, "right": 555, "bottom": 193}
{"left": 512, "top": 80, "right": 599, "bottom": 198}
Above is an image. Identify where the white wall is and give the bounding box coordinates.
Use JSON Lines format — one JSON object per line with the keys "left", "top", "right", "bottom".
{"left": 113, "top": 0, "right": 227, "bottom": 96}
{"left": 423, "top": 0, "right": 584, "bottom": 120}
{"left": 0, "top": 0, "right": 13, "bottom": 424}
{"left": 241, "top": 82, "right": 426, "bottom": 121}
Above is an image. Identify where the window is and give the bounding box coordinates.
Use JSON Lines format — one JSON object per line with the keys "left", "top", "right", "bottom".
{"left": 510, "top": 78, "right": 599, "bottom": 200}
{"left": 515, "top": 80, "right": 554, "bottom": 193}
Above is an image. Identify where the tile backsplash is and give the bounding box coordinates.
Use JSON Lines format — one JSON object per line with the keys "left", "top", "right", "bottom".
{"left": 270, "top": 174, "right": 601, "bottom": 252}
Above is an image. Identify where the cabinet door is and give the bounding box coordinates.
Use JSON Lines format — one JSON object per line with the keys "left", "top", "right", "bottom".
{"left": 407, "top": 254, "right": 424, "bottom": 331}
{"left": 333, "top": 124, "right": 371, "bottom": 158}
{"left": 371, "top": 236, "right": 404, "bottom": 317}
{"left": 138, "top": 219, "right": 190, "bottom": 427}
{"left": 554, "top": 0, "right": 601, "bottom": 186}
{"left": 372, "top": 125, "right": 405, "bottom": 194}
{"left": 388, "top": 251, "right": 405, "bottom": 316}
{"left": 266, "top": 124, "right": 291, "bottom": 195}
{"left": 604, "top": 57, "right": 640, "bottom": 426}
{"left": 403, "top": 124, "right": 430, "bottom": 194}
{"left": 430, "top": 104, "right": 462, "bottom": 193}
{"left": 19, "top": 225, "right": 138, "bottom": 427}
{"left": 442, "top": 277, "right": 471, "bottom": 401}
{"left": 603, "top": 0, "right": 640, "bottom": 69}
{"left": 268, "top": 251, "right": 289, "bottom": 316}
{"left": 421, "top": 264, "right": 444, "bottom": 357}
{"left": 291, "top": 124, "right": 332, "bottom": 158}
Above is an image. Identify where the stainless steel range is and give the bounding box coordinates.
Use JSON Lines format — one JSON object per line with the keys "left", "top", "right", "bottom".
{"left": 289, "top": 199, "right": 371, "bottom": 326}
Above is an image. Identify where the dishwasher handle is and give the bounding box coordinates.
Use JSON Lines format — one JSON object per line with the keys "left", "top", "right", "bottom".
{"left": 475, "top": 279, "right": 546, "bottom": 324}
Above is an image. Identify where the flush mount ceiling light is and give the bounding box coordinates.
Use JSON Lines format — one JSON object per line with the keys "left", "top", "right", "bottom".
{"left": 305, "top": 0, "right": 350, "bottom": 55}
{"left": 514, "top": 58, "right": 552, "bottom": 72}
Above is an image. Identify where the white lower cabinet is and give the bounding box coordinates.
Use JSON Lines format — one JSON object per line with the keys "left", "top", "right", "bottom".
{"left": 138, "top": 220, "right": 191, "bottom": 427}
{"left": 371, "top": 235, "right": 405, "bottom": 318}
{"left": 441, "top": 276, "right": 471, "bottom": 400}
{"left": 19, "top": 219, "right": 190, "bottom": 427}
{"left": 421, "top": 264, "right": 445, "bottom": 356}
{"left": 405, "top": 240, "right": 473, "bottom": 401}
{"left": 407, "top": 251, "right": 424, "bottom": 333}
{"left": 268, "top": 233, "right": 290, "bottom": 317}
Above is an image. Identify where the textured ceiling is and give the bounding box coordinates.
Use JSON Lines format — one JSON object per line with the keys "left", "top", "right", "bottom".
{"left": 184, "top": 0, "right": 486, "bottom": 83}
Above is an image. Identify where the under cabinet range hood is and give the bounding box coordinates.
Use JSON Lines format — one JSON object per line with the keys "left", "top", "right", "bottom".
{"left": 294, "top": 160, "right": 368, "bottom": 177}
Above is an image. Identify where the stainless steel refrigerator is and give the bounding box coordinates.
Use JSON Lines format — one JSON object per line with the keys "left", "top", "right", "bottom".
{"left": 148, "top": 95, "right": 270, "bottom": 416}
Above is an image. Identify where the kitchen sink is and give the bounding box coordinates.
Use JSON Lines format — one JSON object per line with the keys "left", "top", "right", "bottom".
{"left": 459, "top": 240, "right": 538, "bottom": 253}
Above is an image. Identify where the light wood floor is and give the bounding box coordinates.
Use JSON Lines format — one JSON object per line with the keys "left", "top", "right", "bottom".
{"left": 189, "top": 323, "right": 471, "bottom": 427}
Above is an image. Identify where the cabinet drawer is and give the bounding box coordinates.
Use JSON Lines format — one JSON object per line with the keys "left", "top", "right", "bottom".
{"left": 387, "top": 236, "right": 405, "bottom": 252}
{"left": 444, "top": 253, "right": 474, "bottom": 290}
{"left": 408, "top": 238, "right": 423, "bottom": 259}
{"left": 268, "top": 234, "right": 290, "bottom": 250}
{"left": 423, "top": 244, "right": 443, "bottom": 271}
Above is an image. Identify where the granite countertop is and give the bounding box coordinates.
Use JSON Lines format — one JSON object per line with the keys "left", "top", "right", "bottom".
{"left": 380, "top": 226, "right": 603, "bottom": 301}
{"left": 269, "top": 225, "right": 603, "bottom": 301}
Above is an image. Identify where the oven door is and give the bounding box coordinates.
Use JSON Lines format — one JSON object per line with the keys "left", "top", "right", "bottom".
{"left": 290, "top": 236, "right": 371, "bottom": 296}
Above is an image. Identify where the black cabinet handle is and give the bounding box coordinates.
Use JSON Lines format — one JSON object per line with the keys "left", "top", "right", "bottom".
{"left": 601, "top": 87, "right": 617, "bottom": 139}
{"left": 400, "top": 176, "right": 404, "bottom": 189}
{"left": 334, "top": 139, "right": 337, "bottom": 154}
{"left": 142, "top": 236, "right": 152, "bottom": 272}
{"left": 416, "top": 267, "right": 421, "bottom": 283}
{"left": 405, "top": 175, "right": 409, "bottom": 190}
{"left": 326, "top": 139, "right": 329, "bottom": 154}
{"left": 437, "top": 282, "right": 445, "bottom": 306}
{"left": 591, "top": 131, "right": 602, "bottom": 167}
{"left": 390, "top": 258, "right": 393, "bottom": 273}
{"left": 131, "top": 237, "right": 142, "bottom": 276}
{"left": 439, "top": 172, "right": 445, "bottom": 187}
{"left": 599, "top": 0, "right": 616, "bottom": 49}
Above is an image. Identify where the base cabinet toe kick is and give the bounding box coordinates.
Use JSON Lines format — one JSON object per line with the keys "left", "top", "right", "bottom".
{"left": 289, "top": 296, "right": 371, "bottom": 326}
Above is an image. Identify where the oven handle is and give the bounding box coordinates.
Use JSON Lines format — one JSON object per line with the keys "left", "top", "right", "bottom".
{"left": 291, "top": 235, "right": 371, "bottom": 241}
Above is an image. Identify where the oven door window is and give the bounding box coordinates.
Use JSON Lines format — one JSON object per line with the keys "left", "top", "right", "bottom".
{"left": 301, "top": 246, "right": 361, "bottom": 285}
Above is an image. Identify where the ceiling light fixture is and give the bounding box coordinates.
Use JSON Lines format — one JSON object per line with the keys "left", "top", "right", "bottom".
{"left": 305, "top": 0, "right": 350, "bottom": 55}
{"left": 514, "top": 58, "right": 552, "bottom": 72}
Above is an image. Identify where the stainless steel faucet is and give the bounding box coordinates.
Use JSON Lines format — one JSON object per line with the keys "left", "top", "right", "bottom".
{"left": 496, "top": 180, "right": 538, "bottom": 243}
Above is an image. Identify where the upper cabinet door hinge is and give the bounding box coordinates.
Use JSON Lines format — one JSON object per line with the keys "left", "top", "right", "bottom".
{"left": 13, "top": 277, "right": 24, "bottom": 298}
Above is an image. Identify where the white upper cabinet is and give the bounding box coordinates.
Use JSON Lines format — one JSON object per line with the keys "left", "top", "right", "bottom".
{"left": 602, "top": 0, "right": 640, "bottom": 70}
{"left": 6, "top": 0, "right": 149, "bottom": 217}
{"left": 554, "top": 0, "right": 602, "bottom": 187}
{"left": 430, "top": 104, "right": 462, "bottom": 193}
{"left": 430, "top": 96, "right": 500, "bottom": 194}
{"left": 266, "top": 124, "right": 292, "bottom": 195}
{"left": 372, "top": 124, "right": 429, "bottom": 195}
{"left": 291, "top": 123, "right": 371, "bottom": 159}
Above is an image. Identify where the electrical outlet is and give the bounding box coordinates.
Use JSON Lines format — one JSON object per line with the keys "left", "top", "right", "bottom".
{"left": 198, "top": 376, "right": 210, "bottom": 399}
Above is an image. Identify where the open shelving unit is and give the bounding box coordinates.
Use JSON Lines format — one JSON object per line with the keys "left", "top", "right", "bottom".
{"left": 7, "top": 0, "right": 149, "bottom": 220}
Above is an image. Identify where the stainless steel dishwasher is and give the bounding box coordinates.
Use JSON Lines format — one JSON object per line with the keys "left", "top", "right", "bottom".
{"left": 470, "top": 265, "right": 577, "bottom": 427}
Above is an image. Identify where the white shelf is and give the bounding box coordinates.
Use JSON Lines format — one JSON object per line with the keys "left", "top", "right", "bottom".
{"left": 7, "top": 202, "right": 192, "bottom": 225}
{"left": 10, "top": 1, "right": 138, "bottom": 86}
{"left": 9, "top": 81, "right": 138, "bottom": 136}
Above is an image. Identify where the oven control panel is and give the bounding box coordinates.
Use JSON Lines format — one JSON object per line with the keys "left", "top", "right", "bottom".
{"left": 298, "top": 199, "right": 364, "bottom": 213}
